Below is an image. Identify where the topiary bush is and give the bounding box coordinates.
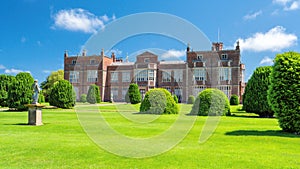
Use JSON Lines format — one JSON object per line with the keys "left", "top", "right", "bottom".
{"left": 230, "top": 94, "right": 239, "bottom": 105}
{"left": 187, "top": 95, "right": 195, "bottom": 104}
{"left": 80, "top": 94, "right": 87, "bottom": 103}
{"left": 243, "top": 66, "right": 274, "bottom": 117}
{"left": 128, "top": 83, "right": 141, "bottom": 104}
{"left": 268, "top": 52, "right": 300, "bottom": 134}
{"left": 87, "top": 84, "right": 101, "bottom": 104}
{"left": 7, "top": 72, "right": 34, "bottom": 111}
{"left": 49, "top": 80, "right": 75, "bottom": 108}
{"left": 173, "top": 95, "right": 178, "bottom": 103}
{"left": 140, "top": 88, "right": 178, "bottom": 114}
{"left": 190, "top": 88, "right": 230, "bottom": 116}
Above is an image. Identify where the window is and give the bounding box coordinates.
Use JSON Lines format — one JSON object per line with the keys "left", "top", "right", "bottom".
{"left": 111, "top": 87, "right": 118, "bottom": 101}
{"left": 111, "top": 72, "right": 118, "bottom": 82}
{"left": 69, "top": 71, "right": 79, "bottom": 83}
{"left": 194, "top": 68, "right": 206, "bottom": 81}
{"left": 221, "top": 54, "right": 228, "bottom": 60}
{"left": 174, "top": 70, "right": 183, "bottom": 82}
{"left": 135, "top": 70, "right": 147, "bottom": 82}
{"left": 144, "top": 58, "right": 149, "bottom": 63}
{"left": 193, "top": 86, "right": 205, "bottom": 96}
{"left": 197, "top": 55, "right": 203, "bottom": 60}
{"left": 72, "top": 60, "right": 77, "bottom": 65}
{"left": 122, "top": 72, "right": 131, "bottom": 82}
{"left": 87, "top": 70, "right": 98, "bottom": 82}
{"left": 162, "top": 70, "right": 171, "bottom": 82}
{"left": 140, "top": 89, "right": 146, "bottom": 99}
{"left": 122, "top": 87, "right": 128, "bottom": 99}
{"left": 218, "top": 85, "right": 231, "bottom": 98}
{"left": 148, "top": 70, "right": 154, "bottom": 80}
{"left": 90, "top": 59, "right": 96, "bottom": 65}
{"left": 73, "top": 87, "right": 79, "bottom": 100}
{"left": 174, "top": 87, "right": 182, "bottom": 102}
{"left": 219, "top": 68, "right": 231, "bottom": 81}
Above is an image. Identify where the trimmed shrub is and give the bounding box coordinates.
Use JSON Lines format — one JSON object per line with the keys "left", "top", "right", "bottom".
{"left": 87, "top": 84, "right": 101, "bottom": 104}
{"left": 140, "top": 88, "right": 178, "bottom": 114}
{"left": 243, "top": 66, "right": 274, "bottom": 117}
{"left": 230, "top": 94, "right": 239, "bottom": 105}
{"left": 49, "top": 80, "right": 75, "bottom": 108}
{"left": 190, "top": 88, "right": 230, "bottom": 116}
{"left": 173, "top": 95, "right": 178, "bottom": 103}
{"left": 7, "top": 72, "right": 34, "bottom": 111}
{"left": 128, "top": 83, "right": 141, "bottom": 104}
{"left": 80, "top": 94, "right": 87, "bottom": 103}
{"left": 0, "top": 74, "right": 14, "bottom": 107}
{"left": 268, "top": 52, "right": 300, "bottom": 134}
{"left": 187, "top": 95, "right": 195, "bottom": 104}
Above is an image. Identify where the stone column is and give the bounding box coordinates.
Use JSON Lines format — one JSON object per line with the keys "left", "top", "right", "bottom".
{"left": 26, "top": 104, "right": 45, "bottom": 126}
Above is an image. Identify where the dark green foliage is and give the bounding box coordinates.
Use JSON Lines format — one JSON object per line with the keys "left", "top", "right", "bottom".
{"left": 268, "top": 52, "right": 300, "bottom": 134}
{"left": 190, "top": 88, "right": 230, "bottom": 116}
{"left": 49, "top": 80, "right": 75, "bottom": 108}
{"left": 7, "top": 72, "right": 34, "bottom": 111}
{"left": 243, "top": 66, "right": 274, "bottom": 117}
{"left": 140, "top": 88, "right": 178, "bottom": 114}
{"left": 80, "top": 94, "right": 87, "bottom": 103}
{"left": 173, "top": 95, "right": 178, "bottom": 103}
{"left": 230, "top": 94, "right": 239, "bottom": 105}
{"left": 38, "top": 92, "right": 45, "bottom": 103}
{"left": 0, "top": 74, "right": 14, "bottom": 107}
{"left": 87, "top": 84, "right": 101, "bottom": 104}
{"left": 40, "top": 70, "right": 64, "bottom": 102}
{"left": 187, "top": 95, "right": 195, "bottom": 104}
{"left": 128, "top": 83, "right": 141, "bottom": 104}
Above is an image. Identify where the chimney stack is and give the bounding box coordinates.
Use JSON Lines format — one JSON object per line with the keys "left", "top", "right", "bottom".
{"left": 101, "top": 48, "right": 104, "bottom": 57}
{"left": 236, "top": 41, "right": 240, "bottom": 51}
{"left": 111, "top": 52, "right": 116, "bottom": 62}
{"left": 64, "top": 50, "right": 68, "bottom": 58}
{"left": 212, "top": 42, "right": 223, "bottom": 51}
{"left": 82, "top": 49, "right": 86, "bottom": 56}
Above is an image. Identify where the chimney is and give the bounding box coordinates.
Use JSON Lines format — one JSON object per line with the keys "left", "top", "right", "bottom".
{"left": 236, "top": 41, "right": 240, "bottom": 51}
{"left": 101, "top": 48, "right": 104, "bottom": 57}
{"left": 64, "top": 50, "right": 68, "bottom": 58}
{"left": 187, "top": 43, "right": 190, "bottom": 52}
{"left": 212, "top": 42, "right": 223, "bottom": 51}
{"left": 82, "top": 49, "right": 86, "bottom": 56}
{"left": 111, "top": 52, "right": 116, "bottom": 62}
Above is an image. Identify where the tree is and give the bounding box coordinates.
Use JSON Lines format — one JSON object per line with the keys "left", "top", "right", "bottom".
{"left": 190, "top": 88, "right": 230, "bottom": 116}
{"left": 7, "top": 72, "right": 34, "bottom": 111}
{"left": 49, "top": 80, "right": 75, "bottom": 108}
{"left": 187, "top": 95, "right": 195, "bottom": 104}
{"left": 128, "top": 83, "right": 141, "bottom": 104}
{"left": 87, "top": 84, "right": 101, "bottom": 104}
{"left": 40, "top": 70, "right": 64, "bottom": 102}
{"left": 80, "top": 94, "right": 87, "bottom": 103}
{"left": 230, "top": 94, "right": 239, "bottom": 105}
{"left": 268, "top": 52, "right": 300, "bottom": 134}
{"left": 140, "top": 88, "right": 178, "bottom": 114}
{"left": 243, "top": 66, "right": 274, "bottom": 117}
{"left": 0, "top": 74, "right": 14, "bottom": 107}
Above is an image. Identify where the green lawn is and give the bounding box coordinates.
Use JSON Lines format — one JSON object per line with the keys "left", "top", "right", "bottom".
{"left": 0, "top": 104, "right": 299, "bottom": 169}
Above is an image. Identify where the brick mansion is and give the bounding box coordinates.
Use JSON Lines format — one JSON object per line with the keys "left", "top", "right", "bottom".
{"left": 64, "top": 42, "right": 245, "bottom": 102}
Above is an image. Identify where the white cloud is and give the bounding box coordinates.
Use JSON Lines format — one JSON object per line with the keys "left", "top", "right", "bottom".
{"left": 109, "top": 49, "right": 122, "bottom": 56}
{"left": 161, "top": 49, "right": 185, "bottom": 59}
{"left": 273, "top": 0, "right": 300, "bottom": 11}
{"left": 237, "top": 26, "right": 297, "bottom": 52}
{"left": 243, "top": 10, "right": 262, "bottom": 20}
{"left": 112, "top": 14, "right": 116, "bottom": 20}
{"left": 0, "top": 64, "right": 6, "bottom": 69}
{"left": 273, "top": 0, "right": 292, "bottom": 5}
{"left": 284, "top": 1, "right": 300, "bottom": 10}
{"left": 4, "top": 68, "right": 30, "bottom": 74}
{"left": 260, "top": 56, "right": 274, "bottom": 65}
{"left": 42, "top": 70, "right": 52, "bottom": 74}
{"left": 52, "top": 8, "right": 114, "bottom": 33}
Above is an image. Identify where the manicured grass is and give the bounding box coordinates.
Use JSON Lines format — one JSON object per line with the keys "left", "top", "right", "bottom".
{"left": 0, "top": 104, "right": 299, "bottom": 168}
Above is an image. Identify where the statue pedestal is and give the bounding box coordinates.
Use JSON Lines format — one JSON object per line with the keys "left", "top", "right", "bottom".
{"left": 26, "top": 104, "right": 45, "bottom": 126}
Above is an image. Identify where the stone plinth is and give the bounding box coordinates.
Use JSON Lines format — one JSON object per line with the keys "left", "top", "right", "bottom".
{"left": 26, "top": 104, "right": 45, "bottom": 126}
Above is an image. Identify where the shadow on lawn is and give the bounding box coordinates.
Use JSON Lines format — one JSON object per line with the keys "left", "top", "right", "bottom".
{"left": 225, "top": 130, "right": 300, "bottom": 138}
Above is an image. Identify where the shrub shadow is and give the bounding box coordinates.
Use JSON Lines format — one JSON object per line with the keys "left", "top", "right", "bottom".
{"left": 225, "top": 130, "right": 300, "bottom": 138}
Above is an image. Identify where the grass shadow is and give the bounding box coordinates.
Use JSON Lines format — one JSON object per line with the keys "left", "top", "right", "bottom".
{"left": 225, "top": 130, "right": 300, "bottom": 138}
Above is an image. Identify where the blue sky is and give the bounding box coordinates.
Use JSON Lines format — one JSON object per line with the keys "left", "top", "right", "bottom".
{"left": 0, "top": 0, "right": 299, "bottom": 83}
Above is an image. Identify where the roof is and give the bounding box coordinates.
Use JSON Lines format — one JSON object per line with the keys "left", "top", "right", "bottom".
{"left": 110, "top": 62, "right": 134, "bottom": 66}
{"left": 159, "top": 60, "right": 186, "bottom": 64}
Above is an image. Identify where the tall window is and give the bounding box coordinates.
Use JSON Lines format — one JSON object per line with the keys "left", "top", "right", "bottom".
{"left": 219, "top": 68, "right": 231, "bottom": 81}
{"left": 162, "top": 70, "right": 171, "bottom": 82}
{"left": 122, "top": 72, "right": 131, "bottom": 82}
{"left": 174, "top": 70, "right": 183, "bottom": 82}
{"left": 194, "top": 68, "right": 206, "bottom": 81}
{"left": 135, "top": 70, "right": 147, "bottom": 82}
{"left": 193, "top": 86, "right": 205, "bottom": 96}
{"left": 111, "top": 72, "right": 118, "bottom": 82}
{"left": 87, "top": 70, "right": 98, "bottom": 82}
{"left": 218, "top": 85, "right": 231, "bottom": 98}
{"left": 174, "top": 87, "right": 182, "bottom": 101}
{"left": 148, "top": 70, "right": 154, "bottom": 80}
{"left": 122, "top": 87, "right": 128, "bottom": 99}
{"left": 69, "top": 71, "right": 79, "bottom": 83}
{"left": 111, "top": 87, "right": 118, "bottom": 100}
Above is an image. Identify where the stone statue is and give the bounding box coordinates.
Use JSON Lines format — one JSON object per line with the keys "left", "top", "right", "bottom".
{"left": 32, "top": 80, "right": 40, "bottom": 104}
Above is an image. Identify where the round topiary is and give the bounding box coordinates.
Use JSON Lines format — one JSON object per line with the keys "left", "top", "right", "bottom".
{"left": 190, "top": 88, "right": 230, "bottom": 116}
{"left": 140, "top": 88, "right": 178, "bottom": 114}
{"left": 268, "top": 52, "right": 300, "bottom": 134}
{"left": 49, "top": 80, "right": 76, "bottom": 108}
{"left": 87, "top": 84, "right": 101, "bottom": 104}
{"left": 80, "top": 94, "right": 87, "bottom": 103}
{"left": 187, "top": 95, "right": 195, "bottom": 104}
{"left": 230, "top": 94, "right": 239, "bottom": 105}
